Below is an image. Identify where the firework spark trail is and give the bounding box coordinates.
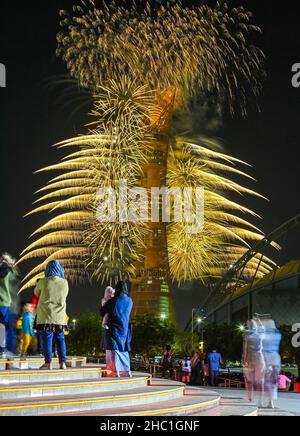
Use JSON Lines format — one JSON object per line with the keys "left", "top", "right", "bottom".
{"left": 166, "top": 141, "right": 275, "bottom": 282}
{"left": 57, "top": 0, "right": 265, "bottom": 115}
{"left": 19, "top": 78, "right": 157, "bottom": 290}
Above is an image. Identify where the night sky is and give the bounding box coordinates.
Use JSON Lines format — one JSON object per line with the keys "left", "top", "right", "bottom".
{"left": 1, "top": 1, "right": 300, "bottom": 329}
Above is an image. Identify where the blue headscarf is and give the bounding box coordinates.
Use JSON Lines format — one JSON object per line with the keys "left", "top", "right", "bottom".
{"left": 45, "top": 260, "right": 65, "bottom": 279}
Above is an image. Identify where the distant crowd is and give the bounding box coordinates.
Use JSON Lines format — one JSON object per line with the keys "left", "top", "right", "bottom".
{"left": 161, "top": 345, "right": 222, "bottom": 386}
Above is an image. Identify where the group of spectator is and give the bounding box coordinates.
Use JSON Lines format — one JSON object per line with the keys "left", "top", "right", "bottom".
{"left": 160, "top": 344, "right": 298, "bottom": 394}
{"left": 160, "top": 345, "right": 222, "bottom": 386}
{"left": 0, "top": 254, "right": 69, "bottom": 370}
{"left": 1, "top": 251, "right": 298, "bottom": 392}
{"left": 1, "top": 253, "right": 133, "bottom": 376}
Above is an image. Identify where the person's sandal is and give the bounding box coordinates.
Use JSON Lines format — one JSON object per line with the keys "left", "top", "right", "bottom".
{"left": 39, "top": 363, "right": 53, "bottom": 370}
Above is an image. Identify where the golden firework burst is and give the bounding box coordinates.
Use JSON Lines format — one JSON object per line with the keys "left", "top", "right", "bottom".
{"left": 57, "top": 0, "right": 265, "bottom": 115}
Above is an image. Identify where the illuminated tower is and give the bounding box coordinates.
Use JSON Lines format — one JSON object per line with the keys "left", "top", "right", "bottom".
{"left": 130, "top": 89, "right": 176, "bottom": 323}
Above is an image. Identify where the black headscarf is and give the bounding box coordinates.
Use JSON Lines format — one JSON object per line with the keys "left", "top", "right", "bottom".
{"left": 114, "top": 281, "right": 129, "bottom": 298}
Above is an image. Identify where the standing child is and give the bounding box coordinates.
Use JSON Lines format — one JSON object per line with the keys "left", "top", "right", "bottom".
{"left": 21, "top": 303, "right": 36, "bottom": 355}
{"left": 101, "top": 287, "right": 115, "bottom": 329}
{"left": 277, "top": 373, "right": 292, "bottom": 392}
{"left": 181, "top": 355, "right": 192, "bottom": 384}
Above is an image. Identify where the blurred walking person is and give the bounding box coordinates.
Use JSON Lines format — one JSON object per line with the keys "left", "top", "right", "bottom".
{"left": 34, "top": 260, "right": 69, "bottom": 370}
{"left": 242, "top": 318, "right": 266, "bottom": 406}
{"left": 261, "top": 319, "right": 281, "bottom": 408}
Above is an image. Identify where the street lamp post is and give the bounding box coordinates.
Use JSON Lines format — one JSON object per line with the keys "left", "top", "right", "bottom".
{"left": 191, "top": 308, "right": 195, "bottom": 349}
{"left": 192, "top": 309, "right": 206, "bottom": 351}
{"left": 191, "top": 308, "right": 200, "bottom": 350}
{"left": 199, "top": 320, "right": 204, "bottom": 353}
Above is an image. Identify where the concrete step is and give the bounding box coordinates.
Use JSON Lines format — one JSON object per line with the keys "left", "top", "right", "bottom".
{"left": 258, "top": 408, "right": 295, "bottom": 416}
{"left": 0, "top": 356, "right": 87, "bottom": 370}
{"left": 0, "top": 374, "right": 150, "bottom": 400}
{"left": 53, "top": 387, "right": 221, "bottom": 416}
{"left": 0, "top": 366, "right": 109, "bottom": 385}
{"left": 191, "top": 396, "right": 258, "bottom": 416}
{"left": 0, "top": 358, "right": 262, "bottom": 417}
{"left": 56, "top": 386, "right": 257, "bottom": 417}
{"left": 0, "top": 380, "right": 185, "bottom": 416}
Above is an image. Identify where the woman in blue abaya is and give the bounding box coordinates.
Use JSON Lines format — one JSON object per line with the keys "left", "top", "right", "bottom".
{"left": 100, "top": 281, "right": 133, "bottom": 377}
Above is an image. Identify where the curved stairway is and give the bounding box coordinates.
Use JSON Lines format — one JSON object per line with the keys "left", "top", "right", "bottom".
{"left": 0, "top": 357, "right": 258, "bottom": 416}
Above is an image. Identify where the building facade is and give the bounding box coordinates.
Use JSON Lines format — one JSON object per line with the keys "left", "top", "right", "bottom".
{"left": 205, "top": 260, "right": 300, "bottom": 327}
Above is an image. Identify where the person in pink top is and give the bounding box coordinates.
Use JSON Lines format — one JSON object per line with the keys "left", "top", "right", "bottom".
{"left": 277, "top": 374, "right": 292, "bottom": 391}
